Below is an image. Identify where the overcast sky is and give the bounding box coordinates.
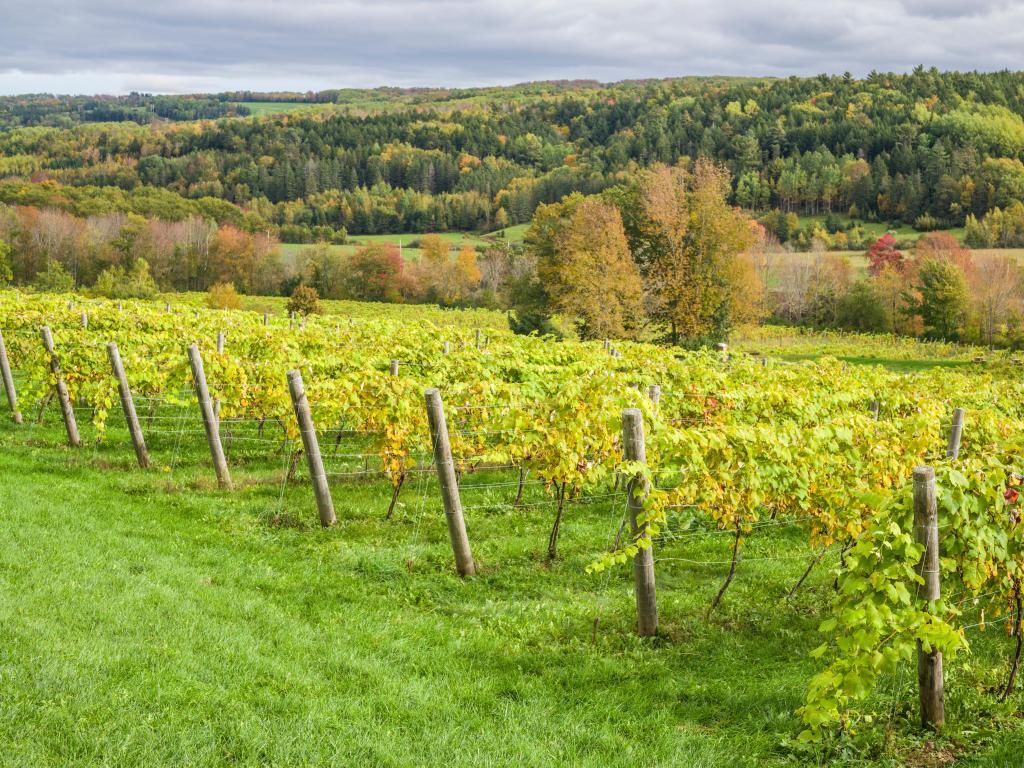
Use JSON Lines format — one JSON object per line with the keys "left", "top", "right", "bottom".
{"left": 1, "top": 0, "right": 1021, "bottom": 95}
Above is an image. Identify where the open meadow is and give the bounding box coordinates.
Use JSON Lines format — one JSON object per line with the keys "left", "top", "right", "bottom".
{"left": 1, "top": 292, "right": 1024, "bottom": 766}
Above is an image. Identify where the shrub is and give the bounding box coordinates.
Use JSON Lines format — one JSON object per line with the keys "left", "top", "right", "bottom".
{"left": 287, "top": 284, "right": 322, "bottom": 316}
{"left": 92, "top": 259, "right": 159, "bottom": 300}
{"left": 33, "top": 260, "right": 74, "bottom": 293}
{"left": 207, "top": 282, "right": 243, "bottom": 310}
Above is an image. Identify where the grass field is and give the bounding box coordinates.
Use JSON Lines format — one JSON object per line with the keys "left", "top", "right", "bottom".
{"left": 1, "top": 404, "right": 1021, "bottom": 767}
{"left": 232, "top": 101, "right": 339, "bottom": 117}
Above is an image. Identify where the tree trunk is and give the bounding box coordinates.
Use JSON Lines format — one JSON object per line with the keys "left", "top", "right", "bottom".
{"left": 547, "top": 482, "right": 567, "bottom": 562}
{"left": 385, "top": 472, "right": 406, "bottom": 520}
{"left": 710, "top": 526, "right": 742, "bottom": 612}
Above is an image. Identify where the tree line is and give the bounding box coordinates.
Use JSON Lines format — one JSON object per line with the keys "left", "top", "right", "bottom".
{"left": 3, "top": 69, "right": 1024, "bottom": 241}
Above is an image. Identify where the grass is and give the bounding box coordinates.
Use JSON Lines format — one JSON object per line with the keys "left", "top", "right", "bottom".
{"left": 0, "top": 398, "right": 1022, "bottom": 765}
{"left": 231, "top": 101, "right": 338, "bottom": 117}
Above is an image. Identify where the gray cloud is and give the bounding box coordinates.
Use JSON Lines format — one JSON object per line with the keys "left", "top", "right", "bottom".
{"left": 0, "top": 0, "right": 1022, "bottom": 95}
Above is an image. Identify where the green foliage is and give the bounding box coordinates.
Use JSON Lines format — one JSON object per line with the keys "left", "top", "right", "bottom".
{"left": 0, "top": 239, "right": 12, "bottom": 286}
{"left": 287, "top": 284, "right": 322, "bottom": 316}
{"left": 910, "top": 259, "right": 970, "bottom": 341}
{"left": 32, "top": 260, "right": 73, "bottom": 293}
{"left": 835, "top": 281, "right": 888, "bottom": 332}
{"left": 92, "top": 259, "right": 159, "bottom": 300}
{"left": 207, "top": 281, "right": 243, "bottom": 310}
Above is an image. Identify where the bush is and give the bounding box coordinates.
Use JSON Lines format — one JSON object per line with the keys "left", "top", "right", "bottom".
{"left": 0, "top": 240, "right": 12, "bottom": 286}
{"left": 913, "top": 213, "right": 941, "bottom": 232}
{"left": 287, "top": 284, "right": 322, "bottom": 316}
{"left": 207, "top": 282, "right": 243, "bottom": 310}
{"left": 33, "top": 260, "right": 74, "bottom": 293}
{"left": 92, "top": 259, "right": 159, "bottom": 300}
{"left": 835, "top": 282, "right": 887, "bottom": 332}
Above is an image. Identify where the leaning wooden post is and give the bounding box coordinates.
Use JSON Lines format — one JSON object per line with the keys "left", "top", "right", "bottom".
{"left": 287, "top": 370, "right": 336, "bottom": 527}
{"left": 187, "top": 344, "right": 231, "bottom": 489}
{"left": 107, "top": 342, "right": 149, "bottom": 469}
{"left": 389, "top": 359, "right": 399, "bottom": 377}
{"left": 0, "top": 330, "right": 22, "bottom": 424}
{"left": 946, "top": 407, "right": 964, "bottom": 459}
{"left": 913, "top": 465, "right": 944, "bottom": 729}
{"left": 40, "top": 327, "right": 80, "bottom": 447}
{"left": 622, "top": 408, "right": 658, "bottom": 637}
{"left": 424, "top": 388, "right": 475, "bottom": 576}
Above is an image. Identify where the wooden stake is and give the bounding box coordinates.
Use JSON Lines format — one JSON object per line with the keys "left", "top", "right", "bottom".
{"left": 41, "top": 327, "right": 80, "bottom": 447}
{"left": 424, "top": 388, "right": 475, "bottom": 576}
{"left": 913, "top": 465, "right": 944, "bottom": 729}
{"left": 287, "top": 370, "right": 336, "bottom": 527}
{"left": 390, "top": 359, "right": 399, "bottom": 377}
{"left": 442, "top": 341, "right": 450, "bottom": 355}
{"left": 622, "top": 408, "right": 657, "bottom": 636}
{"left": 80, "top": 311, "right": 88, "bottom": 329}
{"left": 647, "top": 384, "right": 661, "bottom": 406}
{"left": 107, "top": 342, "right": 149, "bottom": 469}
{"left": 869, "top": 400, "right": 880, "bottom": 421}
{"left": 187, "top": 344, "right": 231, "bottom": 489}
{"left": 0, "top": 329, "right": 22, "bottom": 424}
{"left": 946, "top": 407, "right": 964, "bottom": 459}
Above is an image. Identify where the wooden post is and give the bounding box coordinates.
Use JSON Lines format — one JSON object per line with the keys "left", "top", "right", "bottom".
{"left": 214, "top": 331, "right": 225, "bottom": 424}
{"left": 442, "top": 341, "right": 450, "bottom": 355}
{"left": 761, "top": 356, "right": 768, "bottom": 368}
{"left": 0, "top": 329, "right": 22, "bottom": 424}
{"left": 623, "top": 408, "right": 658, "bottom": 636}
{"left": 913, "top": 465, "right": 944, "bottom": 729}
{"left": 165, "top": 302, "right": 171, "bottom": 313}
{"left": 424, "top": 388, "right": 475, "bottom": 576}
{"left": 187, "top": 344, "right": 231, "bottom": 489}
{"left": 647, "top": 384, "right": 661, "bottom": 406}
{"left": 287, "top": 370, "right": 336, "bottom": 527}
{"left": 107, "top": 342, "right": 149, "bottom": 469}
{"left": 603, "top": 339, "right": 610, "bottom": 352}
{"left": 80, "top": 311, "right": 88, "bottom": 329}
{"left": 870, "top": 400, "right": 880, "bottom": 421}
{"left": 475, "top": 329, "right": 481, "bottom": 349}
{"left": 263, "top": 312, "right": 269, "bottom": 326}
{"left": 390, "top": 359, "right": 399, "bottom": 377}
{"left": 946, "top": 408, "right": 964, "bottom": 459}
{"left": 41, "top": 327, "right": 80, "bottom": 447}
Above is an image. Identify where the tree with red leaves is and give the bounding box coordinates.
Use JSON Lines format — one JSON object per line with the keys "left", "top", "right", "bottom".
{"left": 866, "top": 233, "right": 904, "bottom": 276}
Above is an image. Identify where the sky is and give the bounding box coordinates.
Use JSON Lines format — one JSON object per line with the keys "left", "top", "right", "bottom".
{"left": 1, "top": 0, "right": 1022, "bottom": 95}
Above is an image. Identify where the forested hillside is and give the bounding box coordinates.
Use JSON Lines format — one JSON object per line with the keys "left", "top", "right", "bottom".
{"left": 2, "top": 69, "right": 1024, "bottom": 241}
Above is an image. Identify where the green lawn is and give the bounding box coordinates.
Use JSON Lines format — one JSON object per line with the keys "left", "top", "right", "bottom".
{"left": 0, "top": 403, "right": 1021, "bottom": 765}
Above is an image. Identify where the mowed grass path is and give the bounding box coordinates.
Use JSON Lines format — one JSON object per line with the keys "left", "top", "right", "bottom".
{"left": 0, "top": 419, "right": 1021, "bottom": 766}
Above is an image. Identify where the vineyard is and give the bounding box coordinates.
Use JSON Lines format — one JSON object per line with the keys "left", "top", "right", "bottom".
{"left": 2, "top": 289, "right": 1024, "bottom": 765}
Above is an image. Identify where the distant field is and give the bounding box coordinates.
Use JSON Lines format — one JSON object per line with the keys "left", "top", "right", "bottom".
{"left": 278, "top": 230, "right": 510, "bottom": 267}
{"left": 232, "top": 101, "right": 337, "bottom": 117}
{"left": 794, "top": 214, "right": 967, "bottom": 245}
